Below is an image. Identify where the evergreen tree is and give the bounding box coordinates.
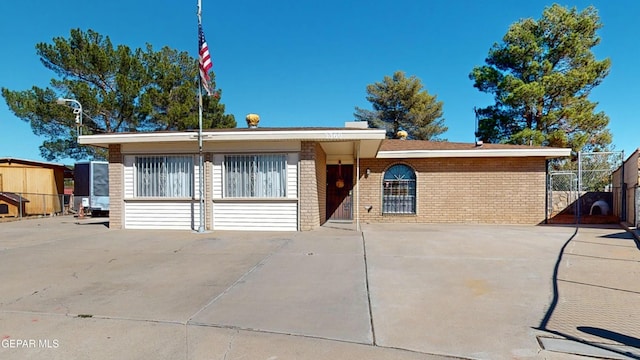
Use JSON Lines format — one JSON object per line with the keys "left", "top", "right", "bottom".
{"left": 469, "top": 4, "right": 611, "bottom": 152}
{"left": 355, "top": 71, "right": 447, "bottom": 140}
{"left": 2, "top": 28, "right": 235, "bottom": 161}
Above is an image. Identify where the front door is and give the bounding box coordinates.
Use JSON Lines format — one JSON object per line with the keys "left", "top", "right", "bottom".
{"left": 326, "top": 164, "right": 353, "bottom": 221}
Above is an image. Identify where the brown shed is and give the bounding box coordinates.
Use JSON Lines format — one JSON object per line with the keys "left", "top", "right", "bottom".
{"left": 0, "top": 158, "right": 71, "bottom": 216}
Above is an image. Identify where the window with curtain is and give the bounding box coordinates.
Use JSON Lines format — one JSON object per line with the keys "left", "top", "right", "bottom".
{"left": 136, "top": 155, "right": 194, "bottom": 197}
{"left": 382, "top": 164, "right": 416, "bottom": 214}
{"left": 225, "top": 154, "right": 287, "bottom": 198}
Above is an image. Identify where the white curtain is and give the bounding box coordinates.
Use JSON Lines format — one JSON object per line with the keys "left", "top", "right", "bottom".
{"left": 136, "top": 156, "right": 194, "bottom": 197}
{"left": 225, "top": 154, "right": 286, "bottom": 198}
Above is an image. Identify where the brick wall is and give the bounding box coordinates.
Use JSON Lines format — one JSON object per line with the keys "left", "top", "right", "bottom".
{"left": 108, "top": 144, "right": 123, "bottom": 229}
{"left": 358, "top": 157, "right": 547, "bottom": 224}
{"left": 299, "top": 142, "right": 327, "bottom": 230}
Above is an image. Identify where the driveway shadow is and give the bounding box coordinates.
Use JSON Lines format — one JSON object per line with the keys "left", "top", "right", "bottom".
{"left": 75, "top": 220, "right": 109, "bottom": 228}
{"left": 537, "top": 226, "right": 578, "bottom": 331}
{"left": 578, "top": 327, "right": 640, "bottom": 348}
{"left": 536, "top": 225, "right": 640, "bottom": 359}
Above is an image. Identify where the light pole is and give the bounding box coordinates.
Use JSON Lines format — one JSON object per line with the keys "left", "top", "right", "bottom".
{"left": 56, "top": 98, "right": 83, "bottom": 136}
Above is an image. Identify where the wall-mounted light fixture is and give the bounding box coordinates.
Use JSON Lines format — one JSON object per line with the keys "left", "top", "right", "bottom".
{"left": 365, "top": 168, "right": 371, "bottom": 177}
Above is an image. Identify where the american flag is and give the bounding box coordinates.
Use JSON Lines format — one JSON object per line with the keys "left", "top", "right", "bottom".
{"left": 198, "top": 24, "right": 213, "bottom": 96}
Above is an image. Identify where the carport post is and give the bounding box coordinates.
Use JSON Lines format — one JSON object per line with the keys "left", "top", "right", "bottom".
{"left": 356, "top": 141, "right": 361, "bottom": 232}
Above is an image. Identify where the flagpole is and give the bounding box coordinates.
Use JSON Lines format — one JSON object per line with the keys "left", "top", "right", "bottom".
{"left": 197, "top": 0, "right": 205, "bottom": 233}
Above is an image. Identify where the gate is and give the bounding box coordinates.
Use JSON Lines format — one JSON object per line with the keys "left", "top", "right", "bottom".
{"left": 547, "top": 171, "right": 578, "bottom": 221}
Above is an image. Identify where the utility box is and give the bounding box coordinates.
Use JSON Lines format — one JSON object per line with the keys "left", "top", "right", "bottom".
{"left": 74, "top": 161, "right": 109, "bottom": 216}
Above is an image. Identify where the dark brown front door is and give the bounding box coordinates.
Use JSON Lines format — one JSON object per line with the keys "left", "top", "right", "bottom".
{"left": 326, "top": 164, "right": 353, "bottom": 221}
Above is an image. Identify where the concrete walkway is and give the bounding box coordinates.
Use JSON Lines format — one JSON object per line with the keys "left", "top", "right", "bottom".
{"left": 0, "top": 216, "right": 638, "bottom": 359}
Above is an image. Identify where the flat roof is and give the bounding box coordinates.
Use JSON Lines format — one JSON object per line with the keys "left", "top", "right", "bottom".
{"left": 77, "top": 129, "right": 572, "bottom": 159}
{"left": 78, "top": 127, "right": 387, "bottom": 147}
{"left": 377, "top": 140, "right": 571, "bottom": 159}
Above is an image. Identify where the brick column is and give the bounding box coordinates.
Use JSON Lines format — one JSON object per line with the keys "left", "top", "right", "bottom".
{"left": 299, "top": 142, "right": 325, "bottom": 231}
{"left": 315, "top": 143, "right": 327, "bottom": 224}
{"left": 108, "top": 144, "right": 123, "bottom": 229}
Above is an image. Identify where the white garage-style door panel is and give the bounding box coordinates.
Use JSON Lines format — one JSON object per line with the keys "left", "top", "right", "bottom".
{"left": 122, "top": 154, "right": 202, "bottom": 230}
{"left": 123, "top": 156, "right": 135, "bottom": 198}
{"left": 211, "top": 152, "right": 299, "bottom": 231}
{"left": 125, "top": 201, "right": 200, "bottom": 230}
{"left": 213, "top": 201, "right": 297, "bottom": 231}
{"left": 212, "top": 154, "right": 224, "bottom": 198}
{"left": 286, "top": 153, "right": 298, "bottom": 199}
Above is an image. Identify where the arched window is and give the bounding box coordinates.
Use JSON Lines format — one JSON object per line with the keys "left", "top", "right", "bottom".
{"left": 382, "top": 164, "right": 416, "bottom": 214}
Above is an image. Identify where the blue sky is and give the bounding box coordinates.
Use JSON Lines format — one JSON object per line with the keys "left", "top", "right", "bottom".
{"left": 1, "top": 0, "right": 638, "bottom": 165}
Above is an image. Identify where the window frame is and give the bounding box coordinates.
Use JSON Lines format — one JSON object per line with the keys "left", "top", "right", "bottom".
{"left": 134, "top": 155, "right": 195, "bottom": 198}
{"left": 223, "top": 153, "right": 288, "bottom": 199}
{"left": 381, "top": 163, "right": 417, "bottom": 215}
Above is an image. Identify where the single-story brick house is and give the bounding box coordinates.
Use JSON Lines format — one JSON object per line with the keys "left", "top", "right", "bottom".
{"left": 78, "top": 123, "right": 570, "bottom": 231}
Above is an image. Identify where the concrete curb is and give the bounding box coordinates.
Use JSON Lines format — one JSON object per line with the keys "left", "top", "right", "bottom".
{"left": 620, "top": 222, "right": 640, "bottom": 249}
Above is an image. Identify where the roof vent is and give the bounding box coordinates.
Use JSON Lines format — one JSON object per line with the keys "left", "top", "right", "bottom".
{"left": 344, "top": 121, "right": 368, "bottom": 129}
{"left": 246, "top": 113, "right": 260, "bottom": 128}
{"left": 397, "top": 130, "right": 408, "bottom": 140}
{"left": 475, "top": 140, "right": 484, "bottom": 147}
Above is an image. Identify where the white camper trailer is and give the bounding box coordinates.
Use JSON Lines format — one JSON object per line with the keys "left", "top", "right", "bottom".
{"left": 74, "top": 161, "right": 109, "bottom": 216}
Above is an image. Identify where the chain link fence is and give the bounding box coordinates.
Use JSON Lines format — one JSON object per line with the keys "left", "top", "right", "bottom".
{"left": 547, "top": 151, "right": 624, "bottom": 223}
{"left": 547, "top": 171, "right": 578, "bottom": 219}
{"left": 578, "top": 152, "right": 623, "bottom": 192}
{"left": 0, "top": 192, "right": 69, "bottom": 220}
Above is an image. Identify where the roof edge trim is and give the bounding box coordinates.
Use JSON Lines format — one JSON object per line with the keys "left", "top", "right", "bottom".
{"left": 377, "top": 148, "right": 572, "bottom": 159}
{"left": 78, "top": 129, "right": 387, "bottom": 145}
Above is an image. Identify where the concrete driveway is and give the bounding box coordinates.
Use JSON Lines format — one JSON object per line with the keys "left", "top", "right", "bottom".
{"left": 0, "top": 217, "right": 638, "bottom": 359}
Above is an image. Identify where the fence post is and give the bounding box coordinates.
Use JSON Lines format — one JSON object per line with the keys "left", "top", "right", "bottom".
{"left": 545, "top": 160, "right": 549, "bottom": 224}
{"left": 577, "top": 151, "right": 582, "bottom": 223}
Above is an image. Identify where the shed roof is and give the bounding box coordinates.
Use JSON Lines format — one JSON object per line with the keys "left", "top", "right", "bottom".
{"left": 0, "top": 157, "right": 69, "bottom": 170}
{"left": 0, "top": 192, "right": 30, "bottom": 203}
